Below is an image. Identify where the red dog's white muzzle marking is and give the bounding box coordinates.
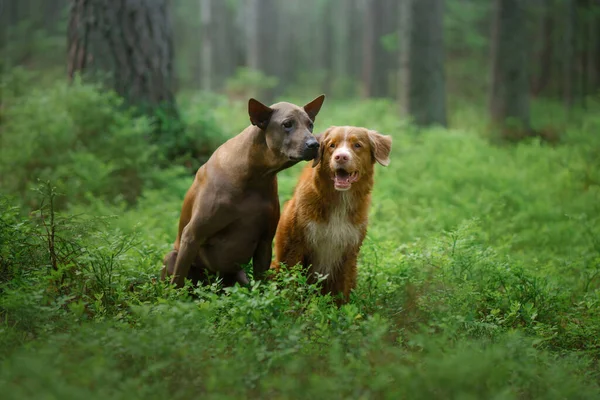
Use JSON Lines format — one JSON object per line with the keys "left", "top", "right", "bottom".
{"left": 333, "top": 149, "right": 351, "bottom": 164}
{"left": 331, "top": 145, "right": 358, "bottom": 191}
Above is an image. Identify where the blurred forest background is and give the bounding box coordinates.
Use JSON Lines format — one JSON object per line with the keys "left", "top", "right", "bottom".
{"left": 3, "top": 0, "right": 599, "bottom": 133}
{"left": 2, "top": 1, "right": 600, "bottom": 398}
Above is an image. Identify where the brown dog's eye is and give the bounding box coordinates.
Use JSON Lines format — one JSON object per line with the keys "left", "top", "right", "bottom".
{"left": 354, "top": 143, "right": 362, "bottom": 148}
{"left": 282, "top": 121, "right": 293, "bottom": 129}
{"left": 329, "top": 143, "right": 336, "bottom": 148}
{"left": 308, "top": 122, "right": 314, "bottom": 132}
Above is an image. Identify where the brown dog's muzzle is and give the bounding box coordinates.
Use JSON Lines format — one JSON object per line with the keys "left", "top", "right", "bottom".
{"left": 301, "top": 138, "right": 320, "bottom": 160}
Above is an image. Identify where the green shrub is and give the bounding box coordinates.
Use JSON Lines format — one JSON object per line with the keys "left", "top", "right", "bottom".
{"left": 1, "top": 96, "right": 600, "bottom": 397}
{"left": 0, "top": 74, "right": 171, "bottom": 209}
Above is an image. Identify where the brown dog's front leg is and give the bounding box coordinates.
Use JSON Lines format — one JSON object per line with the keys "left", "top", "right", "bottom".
{"left": 170, "top": 225, "right": 202, "bottom": 288}
{"left": 252, "top": 237, "right": 274, "bottom": 281}
{"left": 161, "top": 250, "right": 178, "bottom": 281}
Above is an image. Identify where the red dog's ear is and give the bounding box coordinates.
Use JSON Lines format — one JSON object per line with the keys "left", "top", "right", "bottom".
{"left": 248, "top": 98, "right": 274, "bottom": 130}
{"left": 368, "top": 130, "right": 392, "bottom": 166}
{"left": 312, "top": 126, "right": 333, "bottom": 168}
{"left": 303, "top": 94, "right": 325, "bottom": 122}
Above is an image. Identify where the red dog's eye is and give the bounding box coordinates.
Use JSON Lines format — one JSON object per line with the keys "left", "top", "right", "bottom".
{"left": 354, "top": 143, "right": 362, "bottom": 148}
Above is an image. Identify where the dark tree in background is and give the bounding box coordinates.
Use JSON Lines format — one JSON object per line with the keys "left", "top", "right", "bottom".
{"left": 5, "top": 0, "right": 600, "bottom": 145}
{"left": 399, "top": 0, "right": 447, "bottom": 128}
{"left": 200, "top": 0, "right": 213, "bottom": 92}
{"left": 489, "top": 0, "right": 530, "bottom": 137}
{"left": 363, "top": 0, "right": 398, "bottom": 98}
{"left": 67, "top": 0, "right": 180, "bottom": 141}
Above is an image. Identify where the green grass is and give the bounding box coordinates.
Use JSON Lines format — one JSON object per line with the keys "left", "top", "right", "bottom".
{"left": 1, "top": 81, "right": 600, "bottom": 398}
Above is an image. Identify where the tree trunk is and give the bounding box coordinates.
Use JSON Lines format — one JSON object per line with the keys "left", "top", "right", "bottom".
{"left": 68, "top": 0, "right": 178, "bottom": 118}
{"left": 348, "top": 0, "right": 365, "bottom": 83}
{"left": 400, "top": 0, "right": 447, "bottom": 128}
{"left": 332, "top": 0, "right": 351, "bottom": 95}
{"left": 212, "top": 1, "right": 241, "bottom": 90}
{"left": 563, "top": 0, "right": 576, "bottom": 108}
{"left": 592, "top": 7, "right": 600, "bottom": 94}
{"left": 368, "top": 0, "right": 398, "bottom": 98}
{"left": 361, "top": 0, "right": 375, "bottom": 98}
{"left": 200, "top": 0, "right": 212, "bottom": 91}
{"left": 579, "top": 0, "right": 589, "bottom": 107}
{"left": 532, "top": 0, "right": 555, "bottom": 96}
{"left": 245, "top": 0, "right": 260, "bottom": 72}
{"left": 489, "top": 0, "right": 531, "bottom": 137}
{"left": 244, "top": 0, "right": 277, "bottom": 101}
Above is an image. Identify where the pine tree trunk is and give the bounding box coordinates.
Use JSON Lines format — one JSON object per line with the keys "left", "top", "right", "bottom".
{"left": 563, "top": 0, "right": 576, "bottom": 108}
{"left": 361, "top": 0, "right": 375, "bottom": 98}
{"left": 348, "top": 0, "right": 365, "bottom": 83}
{"left": 67, "top": 0, "right": 182, "bottom": 159}
{"left": 532, "top": 1, "right": 555, "bottom": 96}
{"left": 400, "top": 0, "right": 447, "bottom": 127}
{"left": 245, "top": 0, "right": 260, "bottom": 72}
{"left": 67, "top": 0, "right": 178, "bottom": 118}
{"left": 489, "top": 0, "right": 531, "bottom": 137}
{"left": 369, "top": 0, "right": 397, "bottom": 98}
{"left": 200, "top": 0, "right": 213, "bottom": 91}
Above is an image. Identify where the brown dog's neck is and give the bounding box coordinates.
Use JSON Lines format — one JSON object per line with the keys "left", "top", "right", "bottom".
{"left": 215, "top": 126, "right": 294, "bottom": 186}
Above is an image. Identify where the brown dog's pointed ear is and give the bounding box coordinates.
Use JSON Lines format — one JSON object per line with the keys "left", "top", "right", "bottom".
{"left": 368, "top": 130, "right": 392, "bottom": 166}
{"left": 303, "top": 94, "right": 326, "bottom": 121}
{"left": 311, "top": 127, "right": 332, "bottom": 168}
{"left": 248, "top": 98, "right": 274, "bottom": 130}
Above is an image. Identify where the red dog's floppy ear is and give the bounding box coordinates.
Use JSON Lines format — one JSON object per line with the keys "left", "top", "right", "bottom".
{"left": 248, "top": 98, "right": 274, "bottom": 130}
{"left": 368, "top": 130, "right": 392, "bottom": 166}
{"left": 312, "top": 127, "right": 333, "bottom": 168}
{"left": 303, "top": 94, "right": 326, "bottom": 122}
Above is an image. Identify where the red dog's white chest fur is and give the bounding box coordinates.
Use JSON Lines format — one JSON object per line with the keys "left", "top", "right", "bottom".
{"left": 305, "top": 194, "right": 364, "bottom": 279}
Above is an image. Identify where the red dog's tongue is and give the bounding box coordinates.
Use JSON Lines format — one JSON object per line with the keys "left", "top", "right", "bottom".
{"left": 334, "top": 171, "right": 351, "bottom": 188}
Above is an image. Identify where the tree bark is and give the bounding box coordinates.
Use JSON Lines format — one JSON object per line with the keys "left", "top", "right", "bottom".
{"left": 563, "top": 0, "right": 576, "bottom": 108}
{"left": 399, "top": 0, "right": 447, "bottom": 128}
{"left": 68, "top": 0, "right": 178, "bottom": 118}
{"left": 532, "top": 0, "right": 555, "bottom": 96}
{"left": 489, "top": 0, "right": 531, "bottom": 137}
{"left": 361, "top": 0, "right": 375, "bottom": 98}
{"left": 244, "top": 0, "right": 278, "bottom": 101}
{"left": 200, "top": 0, "right": 212, "bottom": 91}
{"left": 368, "top": 0, "right": 398, "bottom": 98}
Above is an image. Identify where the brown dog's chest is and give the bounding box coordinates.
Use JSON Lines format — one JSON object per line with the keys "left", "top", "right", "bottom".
{"left": 198, "top": 191, "right": 277, "bottom": 274}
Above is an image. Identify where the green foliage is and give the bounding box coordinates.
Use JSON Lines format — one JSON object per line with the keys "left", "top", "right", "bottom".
{"left": 224, "top": 67, "right": 279, "bottom": 100}
{"left": 0, "top": 72, "right": 171, "bottom": 209}
{"left": 1, "top": 97, "right": 600, "bottom": 397}
{"left": 0, "top": 70, "right": 229, "bottom": 207}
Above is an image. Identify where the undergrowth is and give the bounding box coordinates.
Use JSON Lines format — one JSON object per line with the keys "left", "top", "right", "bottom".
{"left": 0, "top": 78, "right": 599, "bottom": 398}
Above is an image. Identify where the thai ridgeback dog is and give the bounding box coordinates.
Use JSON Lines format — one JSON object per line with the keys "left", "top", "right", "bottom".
{"left": 162, "top": 95, "right": 326, "bottom": 288}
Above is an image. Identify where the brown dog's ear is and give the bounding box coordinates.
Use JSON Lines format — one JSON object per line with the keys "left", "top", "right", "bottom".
{"left": 248, "top": 98, "right": 274, "bottom": 130}
{"left": 368, "top": 130, "right": 392, "bottom": 166}
{"left": 303, "top": 94, "right": 326, "bottom": 121}
{"left": 311, "top": 127, "right": 332, "bottom": 168}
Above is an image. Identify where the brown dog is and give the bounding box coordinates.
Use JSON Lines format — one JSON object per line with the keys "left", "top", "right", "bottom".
{"left": 272, "top": 126, "right": 392, "bottom": 304}
{"left": 162, "top": 95, "right": 325, "bottom": 288}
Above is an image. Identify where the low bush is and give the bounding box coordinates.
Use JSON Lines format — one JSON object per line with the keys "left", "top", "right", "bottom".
{"left": 1, "top": 90, "right": 599, "bottom": 398}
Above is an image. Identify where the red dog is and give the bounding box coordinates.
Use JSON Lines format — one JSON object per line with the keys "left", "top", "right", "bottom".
{"left": 272, "top": 126, "right": 392, "bottom": 304}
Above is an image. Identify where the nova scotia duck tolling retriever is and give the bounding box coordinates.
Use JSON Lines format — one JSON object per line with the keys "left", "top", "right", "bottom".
{"left": 272, "top": 126, "right": 392, "bottom": 304}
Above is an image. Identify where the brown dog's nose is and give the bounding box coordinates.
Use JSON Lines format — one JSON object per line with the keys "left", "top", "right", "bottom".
{"left": 306, "top": 139, "right": 319, "bottom": 150}
{"left": 335, "top": 154, "right": 349, "bottom": 162}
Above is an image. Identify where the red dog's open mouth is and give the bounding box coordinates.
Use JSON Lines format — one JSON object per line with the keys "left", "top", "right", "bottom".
{"left": 333, "top": 169, "right": 359, "bottom": 191}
